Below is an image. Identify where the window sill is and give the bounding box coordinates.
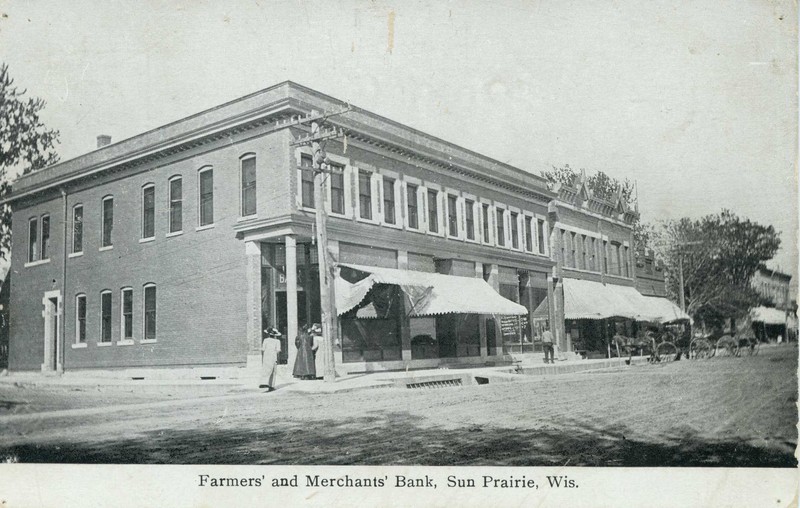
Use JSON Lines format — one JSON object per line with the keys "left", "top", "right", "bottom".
{"left": 99, "top": 245, "right": 113, "bottom": 252}
{"left": 96, "top": 342, "right": 113, "bottom": 347}
{"left": 140, "top": 339, "right": 157, "bottom": 344}
{"left": 382, "top": 221, "right": 402, "bottom": 229}
{"left": 116, "top": 339, "right": 135, "bottom": 346}
{"left": 237, "top": 215, "right": 258, "bottom": 222}
{"left": 139, "top": 237, "right": 155, "bottom": 244}
{"left": 68, "top": 251, "right": 84, "bottom": 258}
{"left": 166, "top": 230, "right": 183, "bottom": 238}
{"left": 71, "top": 343, "right": 88, "bottom": 349}
{"left": 356, "top": 217, "right": 379, "bottom": 225}
{"left": 196, "top": 224, "right": 214, "bottom": 232}
{"left": 24, "top": 259, "right": 51, "bottom": 268}
{"left": 329, "top": 212, "right": 350, "bottom": 219}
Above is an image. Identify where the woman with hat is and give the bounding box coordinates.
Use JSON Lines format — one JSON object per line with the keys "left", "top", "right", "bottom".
{"left": 260, "top": 327, "right": 282, "bottom": 391}
{"left": 293, "top": 324, "right": 316, "bottom": 380}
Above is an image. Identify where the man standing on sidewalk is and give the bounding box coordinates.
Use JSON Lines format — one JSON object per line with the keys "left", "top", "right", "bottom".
{"left": 541, "top": 329, "right": 555, "bottom": 364}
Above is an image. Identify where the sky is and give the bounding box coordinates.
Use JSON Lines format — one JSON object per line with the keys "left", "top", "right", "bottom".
{"left": 1, "top": 0, "right": 797, "bottom": 284}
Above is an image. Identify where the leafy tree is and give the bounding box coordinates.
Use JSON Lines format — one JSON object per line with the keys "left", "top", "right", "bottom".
{"left": 0, "top": 63, "right": 60, "bottom": 260}
{"left": 541, "top": 164, "right": 650, "bottom": 255}
{"left": 650, "top": 210, "right": 781, "bottom": 330}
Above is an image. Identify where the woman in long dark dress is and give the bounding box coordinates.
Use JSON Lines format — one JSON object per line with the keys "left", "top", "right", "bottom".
{"left": 293, "top": 326, "right": 316, "bottom": 380}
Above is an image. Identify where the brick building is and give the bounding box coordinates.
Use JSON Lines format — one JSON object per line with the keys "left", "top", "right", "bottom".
{"left": 531, "top": 172, "right": 687, "bottom": 357}
{"left": 5, "top": 82, "right": 682, "bottom": 376}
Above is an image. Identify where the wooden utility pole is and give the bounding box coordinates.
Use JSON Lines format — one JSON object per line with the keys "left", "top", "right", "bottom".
{"left": 291, "top": 106, "right": 350, "bottom": 383}
{"left": 310, "top": 120, "right": 336, "bottom": 383}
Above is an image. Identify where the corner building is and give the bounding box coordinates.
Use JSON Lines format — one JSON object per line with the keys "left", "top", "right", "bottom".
{"left": 7, "top": 82, "right": 662, "bottom": 376}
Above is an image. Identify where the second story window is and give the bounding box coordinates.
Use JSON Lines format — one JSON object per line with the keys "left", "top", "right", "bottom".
{"left": 447, "top": 195, "right": 458, "bottom": 237}
{"left": 496, "top": 208, "right": 505, "bottom": 247}
{"left": 482, "top": 204, "right": 490, "bottom": 242}
{"left": 406, "top": 183, "right": 419, "bottom": 229}
{"left": 383, "top": 177, "right": 396, "bottom": 224}
{"left": 465, "top": 200, "right": 475, "bottom": 240}
{"left": 524, "top": 216, "right": 533, "bottom": 251}
{"left": 301, "top": 154, "right": 315, "bottom": 209}
{"left": 570, "top": 233, "right": 578, "bottom": 268}
{"left": 101, "top": 197, "right": 114, "bottom": 248}
{"left": 72, "top": 205, "right": 83, "bottom": 253}
{"left": 27, "top": 217, "right": 38, "bottom": 262}
{"left": 427, "top": 189, "right": 439, "bottom": 233}
{"left": 510, "top": 212, "right": 519, "bottom": 249}
{"left": 40, "top": 215, "right": 50, "bottom": 260}
{"left": 241, "top": 156, "right": 257, "bottom": 216}
{"left": 330, "top": 164, "right": 345, "bottom": 215}
{"left": 537, "top": 219, "right": 546, "bottom": 255}
{"left": 142, "top": 185, "right": 155, "bottom": 239}
{"left": 358, "top": 170, "right": 372, "bottom": 220}
{"left": 169, "top": 177, "right": 182, "bottom": 233}
{"left": 199, "top": 168, "right": 214, "bottom": 227}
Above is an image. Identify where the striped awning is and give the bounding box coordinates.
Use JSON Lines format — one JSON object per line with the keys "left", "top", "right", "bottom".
{"left": 335, "top": 264, "right": 528, "bottom": 317}
{"left": 532, "top": 278, "right": 690, "bottom": 323}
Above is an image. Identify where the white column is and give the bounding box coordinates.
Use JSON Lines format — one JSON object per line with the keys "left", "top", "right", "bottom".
{"left": 286, "top": 235, "right": 299, "bottom": 370}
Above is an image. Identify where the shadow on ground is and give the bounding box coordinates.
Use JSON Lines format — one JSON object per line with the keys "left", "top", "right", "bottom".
{"left": 2, "top": 411, "right": 795, "bottom": 467}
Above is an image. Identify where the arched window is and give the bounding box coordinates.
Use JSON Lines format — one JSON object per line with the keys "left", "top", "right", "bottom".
{"left": 143, "top": 284, "right": 157, "bottom": 342}
{"left": 198, "top": 167, "right": 214, "bottom": 227}
{"left": 101, "top": 196, "right": 114, "bottom": 248}
{"left": 168, "top": 176, "right": 183, "bottom": 234}
{"left": 120, "top": 287, "right": 133, "bottom": 341}
{"left": 72, "top": 204, "right": 84, "bottom": 254}
{"left": 100, "top": 290, "right": 112, "bottom": 343}
{"left": 75, "top": 294, "right": 87, "bottom": 344}
{"left": 240, "top": 155, "right": 257, "bottom": 217}
{"left": 142, "top": 184, "right": 155, "bottom": 239}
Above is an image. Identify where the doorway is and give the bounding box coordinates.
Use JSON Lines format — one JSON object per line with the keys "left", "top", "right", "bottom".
{"left": 42, "top": 291, "right": 61, "bottom": 372}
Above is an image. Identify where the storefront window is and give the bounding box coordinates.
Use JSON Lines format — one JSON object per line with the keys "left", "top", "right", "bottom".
{"left": 341, "top": 284, "right": 402, "bottom": 363}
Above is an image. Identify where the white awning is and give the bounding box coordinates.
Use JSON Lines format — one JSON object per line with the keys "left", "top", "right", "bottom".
{"left": 559, "top": 278, "right": 687, "bottom": 322}
{"left": 562, "top": 278, "right": 643, "bottom": 320}
{"left": 335, "top": 263, "right": 528, "bottom": 317}
{"left": 641, "top": 296, "right": 692, "bottom": 323}
{"left": 750, "top": 306, "right": 786, "bottom": 325}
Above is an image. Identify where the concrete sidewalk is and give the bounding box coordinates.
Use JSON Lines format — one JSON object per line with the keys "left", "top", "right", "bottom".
{"left": 0, "top": 355, "right": 649, "bottom": 394}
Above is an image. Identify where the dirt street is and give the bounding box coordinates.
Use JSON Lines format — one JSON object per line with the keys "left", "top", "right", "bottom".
{"left": 0, "top": 346, "right": 796, "bottom": 466}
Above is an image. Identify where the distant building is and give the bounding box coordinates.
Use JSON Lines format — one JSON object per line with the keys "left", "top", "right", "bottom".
{"left": 531, "top": 172, "right": 687, "bottom": 358}
{"left": 635, "top": 249, "right": 667, "bottom": 298}
{"left": 752, "top": 267, "right": 792, "bottom": 310}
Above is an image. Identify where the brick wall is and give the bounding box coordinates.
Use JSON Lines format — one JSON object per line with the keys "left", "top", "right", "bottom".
{"left": 9, "top": 129, "right": 290, "bottom": 371}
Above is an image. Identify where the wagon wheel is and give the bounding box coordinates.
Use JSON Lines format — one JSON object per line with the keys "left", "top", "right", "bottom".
{"left": 657, "top": 341, "right": 678, "bottom": 363}
{"left": 714, "top": 336, "right": 739, "bottom": 357}
{"left": 743, "top": 337, "right": 760, "bottom": 356}
{"left": 689, "top": 338, "right": 712, "bottom": 359}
